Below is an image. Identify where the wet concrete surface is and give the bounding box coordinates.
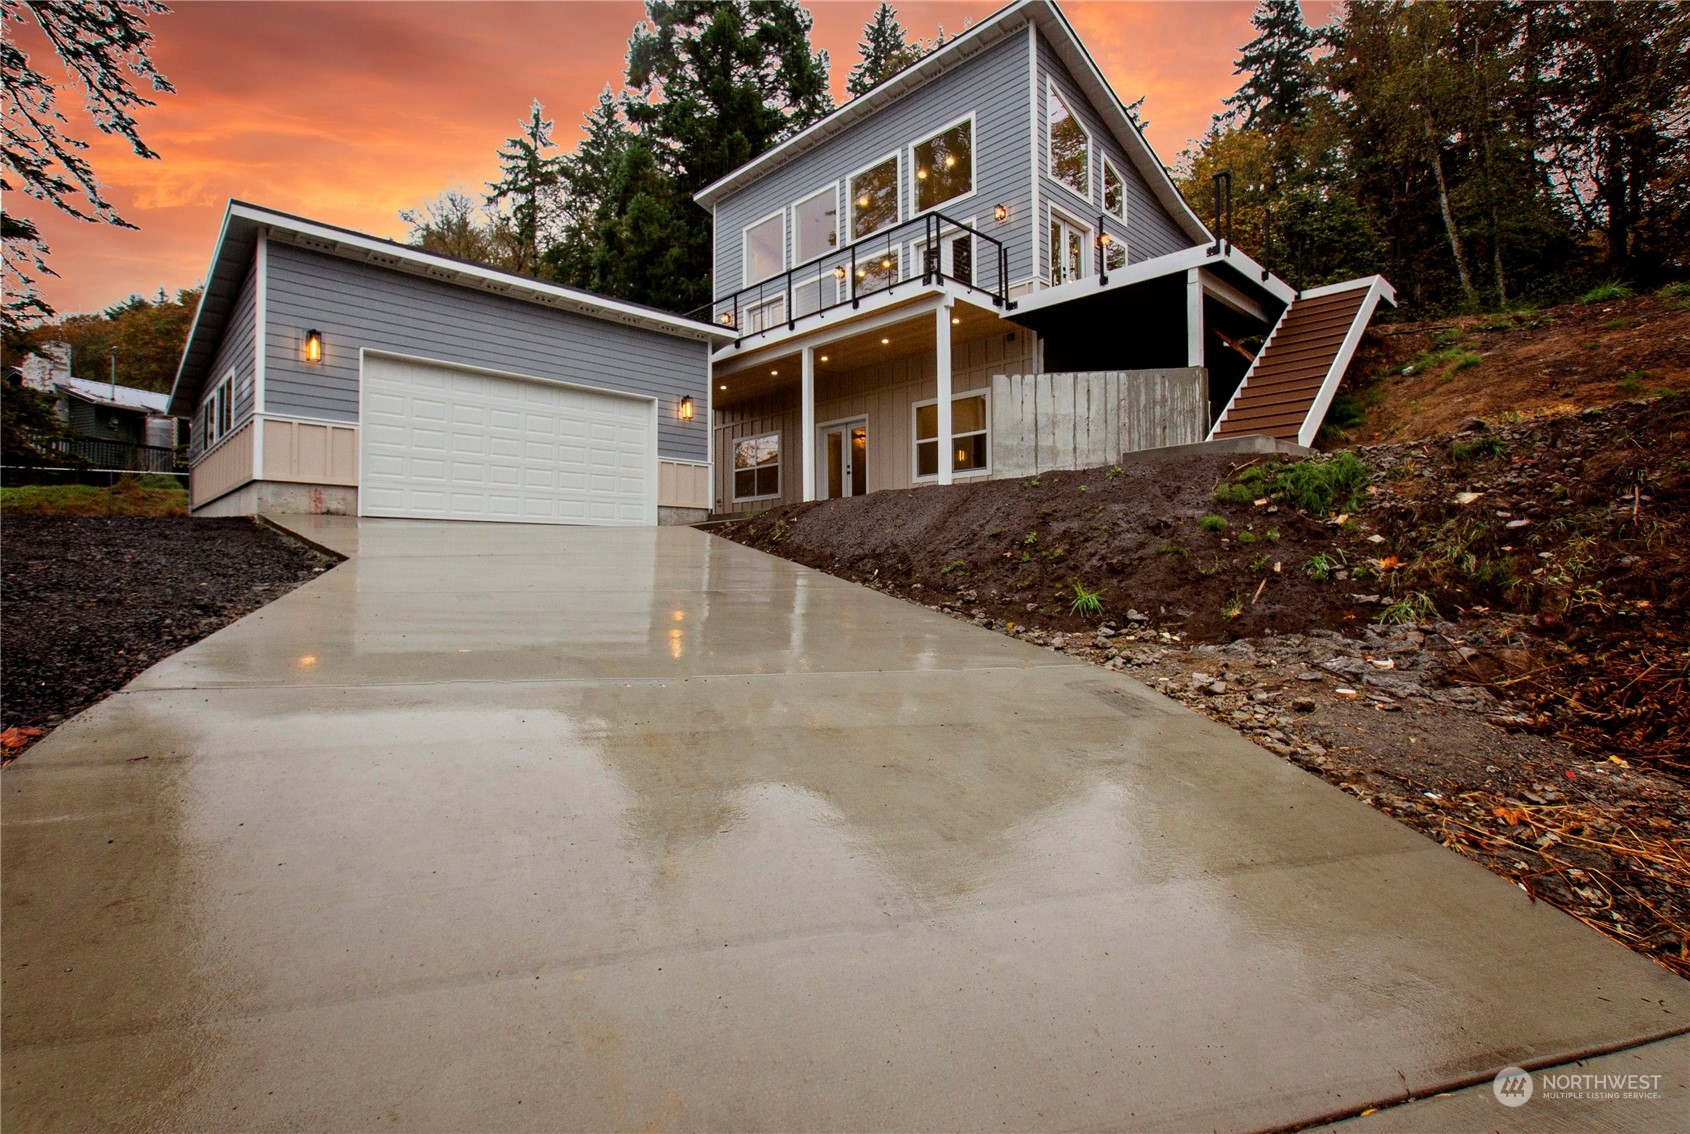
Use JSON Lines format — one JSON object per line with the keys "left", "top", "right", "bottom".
{"left": 4, "top": 520, "right": 1685, "bottom": 1131}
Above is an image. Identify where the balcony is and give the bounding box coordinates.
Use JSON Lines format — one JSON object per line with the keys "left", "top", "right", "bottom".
{"left": 696, "top": 211, "right": 1013, "bottom": 348}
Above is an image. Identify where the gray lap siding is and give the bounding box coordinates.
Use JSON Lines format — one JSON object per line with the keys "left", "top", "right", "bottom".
{"left": 191, "top": 255, "right": 258, "bottom": 462}
{"left": 263, "top": 242, "right": 709, "bottom": 463}
{"left": 712, "top": 32, "right": 1034, "bottom": 300}
{"left": 1036, "top": 31, "right": 1192, "bottom": 269}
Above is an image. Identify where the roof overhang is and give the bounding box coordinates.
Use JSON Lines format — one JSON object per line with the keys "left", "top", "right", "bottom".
{"left": 1009, "top": 243, "right": 1295, "bottom": 324}
{"left": 694, "top": 0, "right": 1213, "bottom": 248}
{"left": 168, "top": 201, "right": 734, "bottom": 417}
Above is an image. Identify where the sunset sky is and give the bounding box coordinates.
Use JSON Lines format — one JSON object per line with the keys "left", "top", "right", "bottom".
{"left": 19, "top": 0, "right": 1331, "bottom": 316}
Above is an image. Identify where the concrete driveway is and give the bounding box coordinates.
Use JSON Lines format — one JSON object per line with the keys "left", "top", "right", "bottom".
{"left": 3, "top": 519, "right": 1684, "bottom": 1132}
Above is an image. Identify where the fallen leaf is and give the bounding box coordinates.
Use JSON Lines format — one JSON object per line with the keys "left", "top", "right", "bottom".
{"left": 1493, "top": 806, "right": 1529, "bottom": 825}
{"left": 0, "top": 727, "right": 43, "bottom": 751}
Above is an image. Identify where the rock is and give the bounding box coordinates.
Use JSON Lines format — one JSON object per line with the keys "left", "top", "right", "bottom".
{"left": 1452, "top": 491, "right": 1484, "bottom": 504}
{"left": 1504, "top": 518, "right": 1532, "bottom": 529}
{"left": 1457, "top": 416, "right": 1488, "bottom": 433}
{"left": 1291, "top": 697, "right": 1317, "bottom": 713}
{"left": 1190, "top": 671, "right": 1214, "bottom": 686}
{"left": 1250, "top": 690, "right": 1273, "bottom": 703}
{"left": 1206, "top": 681, "right": 1229, "bottom": 696}
{"left": 1297, "top": 671, "right": 1323, "bottom": 682}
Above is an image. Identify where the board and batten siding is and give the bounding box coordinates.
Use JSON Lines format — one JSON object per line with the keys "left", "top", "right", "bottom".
{"left": 712, "top": 328, "right": 1035, "bottom": 511}
{"left": 262, "top": 242, "right": 709, "bottom": 463}
{"left": 190, "top": 254, "right": 258, "bottom": 462}
{"left": 712, "top": 32, "right": 1034, "bottom": 301}
{"left": 1035, "top": 31, "right": 1192, "bottom": 273}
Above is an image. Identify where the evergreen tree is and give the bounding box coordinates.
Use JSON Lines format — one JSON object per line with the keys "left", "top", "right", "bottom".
{"left": 485, "top": 100, "right": 566, "bottom": 277}
{"left": 1, "top": 0, "right": 174, "bottom": 336}
{"left": 847, "top": 3, "right": 914, "bottom": 98}
{"left": 546, "top": 90, "right": 634, "bottom": 289}
{"left": 1221, "top": 0, "right": 1320, "bottom": 132}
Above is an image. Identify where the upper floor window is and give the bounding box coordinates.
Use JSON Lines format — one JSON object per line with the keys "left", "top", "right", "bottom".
{"left": 1048, "top": 85, "right": 1090, "bottom": 200}
{"left": 1103, "top": 158, "right": 1126, "bottom": 220}
{"left": 792, "top": 185, "right": 838, "bottom": 265}
{"left": 849, "top": 153, "right": 900, "bottom": 240}
{"left": 744, "top": 211, "right": 785, "bottom": 285}
{"left": 912, "top": 116, "right": 973, "bottom": 213}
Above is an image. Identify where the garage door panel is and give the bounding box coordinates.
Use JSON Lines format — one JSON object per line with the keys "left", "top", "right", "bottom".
{"left": 361, "top": 355, "right": 655, "bottom": 526}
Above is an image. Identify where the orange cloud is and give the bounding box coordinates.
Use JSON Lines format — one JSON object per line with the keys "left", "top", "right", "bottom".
{"left": 20, "top": 0, "right": 1303, "bottom": 315}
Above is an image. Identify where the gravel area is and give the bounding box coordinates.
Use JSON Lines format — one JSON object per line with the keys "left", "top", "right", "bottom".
{"left": 2, "top": 515, "right": 337, "bottom": 753}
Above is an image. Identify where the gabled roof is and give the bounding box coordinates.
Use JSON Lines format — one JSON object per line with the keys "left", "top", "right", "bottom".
{"left": 693, "top": 0, "right": 1211, "bottom": 248}
{"left": 168, "top": 201, "right": 733, "bottom": 417}
{"left": 60, "top": 376, "right": 171, "bottom": 415}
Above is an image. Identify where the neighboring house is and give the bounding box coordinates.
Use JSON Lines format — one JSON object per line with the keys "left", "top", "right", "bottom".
{"left": 169, "top": 202, "right": 730, "bottom": 524}
{"left": 18, "top": 343, "right": 180, "bottom": 467}
{"left": 699, "top": 0, "right": 1392, "bottom": 514}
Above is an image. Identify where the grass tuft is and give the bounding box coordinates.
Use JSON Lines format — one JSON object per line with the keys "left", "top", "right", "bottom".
{"left": 1578, "top": 281, "right": 1633, "bottom": 304}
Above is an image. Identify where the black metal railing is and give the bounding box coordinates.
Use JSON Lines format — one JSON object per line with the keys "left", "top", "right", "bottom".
{"left": 694, "top": 210, "right": 1012, "bottom": 346}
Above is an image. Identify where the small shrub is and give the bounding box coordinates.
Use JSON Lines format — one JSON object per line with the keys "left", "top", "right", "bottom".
{"left": 1198, "top": 514, "right": 1228, "bottom": 532}
{"left": 1221, "top": 593, "right": 1244, "bottom": 620}
{"left": 1579, "top": 281, "right": 1633, "bottom": 304}
{"left": 1248, "top": 553, "right": 1271, "bottom": 572}
{"left": 1618, "top": 375, "right": 1642, "bottom": 395}
{"left": 1106, "top": 465, "right": 1124, "bottom": 480}
{"left": 1265, "top": 527, "right": 1280, "bottom": 541}
{"left": 1028, "top": 476, "right": 1041, "bottom": 487}
{"left": 1070, "top": 582, "right": 1104, "bottom": 619}
{"left": 1214, "top": 452, "right": 1370, "bottom": 517}
{"left": 1023, "top": 532, "right": 1038, "bottom": 545}
{"left": 771, "top": 518, "right": 789, "bottom": 540}
{"left": 1452, "top": 435, "right": 1507, "bottom": 462}
{"left": 1450, "top": 349, "right": 1482, "bottom": 370}
{"left": 1305, "top": 548, "right": 1347, "bottom": 582}
{"left": 1377, "top": 591, "right": 1439, "bottom": 625}
{"left": 1656, "top": 281, "right": 1690, "bottom": 299}
{"left": 1237, "top": 530, "right": 1256, "bottom": 544}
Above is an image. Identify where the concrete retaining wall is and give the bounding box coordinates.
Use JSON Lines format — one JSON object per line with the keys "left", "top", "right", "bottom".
{"left": 990, "top": 368, "right": 1208, "bottom": 477}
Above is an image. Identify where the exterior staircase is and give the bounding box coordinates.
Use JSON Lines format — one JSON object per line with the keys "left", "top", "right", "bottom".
{"left": 1209, "top": 276, "right": 1396, "bottom": 447}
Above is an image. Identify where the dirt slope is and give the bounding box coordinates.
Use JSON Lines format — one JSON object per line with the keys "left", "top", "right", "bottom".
{"left": 1337, "top": 291, "right": 1690, "bottom": 444}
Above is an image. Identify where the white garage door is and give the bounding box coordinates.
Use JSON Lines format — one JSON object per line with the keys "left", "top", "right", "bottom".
{"left": 360, "top": 354, "right": 657, "bottom": 525}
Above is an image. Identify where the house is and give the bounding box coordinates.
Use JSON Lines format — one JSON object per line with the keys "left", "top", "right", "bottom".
{"left": 699, "top": 0, "right": 1392, "bottom": 513}
{"left": 19, "top": 343, "right": 180, "bottom": 468}
{"left": 169, "top": 202, "right": 730, "bottom": 524}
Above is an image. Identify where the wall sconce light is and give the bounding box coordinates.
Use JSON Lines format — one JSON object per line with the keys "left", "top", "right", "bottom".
{"left": 993, "top": 203, "right": 1008, "bottom": 223}
{"left": 718, "top": 312, "right": 735, "bottom": 327}
{"left": 834, "top": 266, "right": 847, "bottom": 281}
{"left": 679, "top": 395, "right": 694, "bottom": 421}
{"left": 1098, "top": 233, "right": 1115, "bottom": 247}
{"left": 304, "top": 329, "right": 322, "bottom": 363}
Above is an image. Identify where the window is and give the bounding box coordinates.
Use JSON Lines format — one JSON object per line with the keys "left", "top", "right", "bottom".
{"left": 744, "top": 295, "right": 786, "bottom": 333}
{"left": 732, "top": 433, "right": 781, "bottom": 500}
{"left": 202, "top": 374, "right": 233, "bottom": 447}
{"left": 853, "top": 246, "right": 901, "bottom": 294}
{"left": 1048, "top": 85, "right": 1090, "bottom": 200}
{"left": 848, "top": 154, "right": 899, "bottom": 240}
{"left": 1049, "top": 213, "right": 1089, "bottom": 285}
{"left": 1103, "top": 158, "right": 1126, "bottom": 220}
{"left": 744, "top": 212, "right": 785, "bottom": 285}
{"left": 1104, "top": 238, "right": 1127, "bottom": 272}
{"left": 913, "top": 227, "right": 973, "bottom": 286}
{"left": 912, "top": 116, "right": 974, "bottom": 213}
{"left": 914, "top": 393, "right": 989, "bottom": 478}
{"left": 792, "top": 186, "right": 838, "bottom": 265}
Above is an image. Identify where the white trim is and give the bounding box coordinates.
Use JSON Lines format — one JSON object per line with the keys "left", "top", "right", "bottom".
{"left": 800, "top": 347, "right": 816, "bottom": 502}
{"left": 659, "top": 456, "right": 712, "bottom": 467}
{"left": 742, "top": 208, "right": 786, "bottom": 287}
{"left": 935, "top": 298, "right": 954, "bottom": 484}
{"left": 1201, "top": 270, "right": 1269, "bottom": 323}
{"left": 912, "top": 385, "right": 992, "bottom": 483}
{"left": 1046, "top": 79, "right": 1093, "bottom": 205}
{"left": 1102, "top": 156, "right": 1127, "bottom": 222}
{"left": 254, "top": 410, "right": 356, "bottom": 427}
{"left": 1027, "top": 22, "right": 1042, "bottom": 286}
{"left": 712, "top": 288, "right": 951, "bottom": 369}
{"left": 1047, "top": 206, "right": 1092, "bottom": 286}
{"left": 1297, "top": 277, "right": 1394, "bottom": 447}
{"left": 908, "top": 110, "right": 978, "bottom": 218}
{"left": 229, "top": 202, "right": 729, "bottom": 342}
{"left": 1186, "top": 268, "right": 1204, "bottom": 368}
{"left": 252, "top": 232, "right": 268, "bottom": 414}
{"left": 168, "top": 205, "right": 235, "bottom": 406}
{"left": 790, "top": 182, "right": 841, "bottom": 268}
{"left": 730, "top": 430, "right": 783, "bottom": 503}
{"left": 1010, "top": 242, "right": 1296, "bottom": 315}
{"left": 845, "top": 149, "right": 903, "bottom": 242}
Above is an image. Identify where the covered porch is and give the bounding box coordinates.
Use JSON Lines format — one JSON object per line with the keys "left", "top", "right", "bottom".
{"left": 711, "top": 293, "right": 1029, "bottom": 514}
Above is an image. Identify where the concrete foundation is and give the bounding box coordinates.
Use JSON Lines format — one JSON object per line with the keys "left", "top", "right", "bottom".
{"left": 1118, "top": 433, "right": 1314, "bottom": 464}
{"left": 191, "top": 480, "right": 358, "bottom": 518}
{"left": 658, "top": 506, "right": 709, "bottom": 526}
{"left": 990, "top": 367, "right": 1208, "bottom": 478}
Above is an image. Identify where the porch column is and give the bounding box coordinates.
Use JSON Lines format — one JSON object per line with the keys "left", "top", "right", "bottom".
{"left": 936, "top": 299, "right": 955, "bottom": 485}
{"left": 800, "top": 345, "right": 816, "bottom": 501}
{"left": 1186, "top": 268, "right": 1205, "bottom": 368}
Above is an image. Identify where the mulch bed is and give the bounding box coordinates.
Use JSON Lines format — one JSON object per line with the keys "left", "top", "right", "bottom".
{"left": 1, "top": 515, "right": 337, "bottom": 757}
{"left": 720, "top": 394, "right": 1689, "bottom": 980}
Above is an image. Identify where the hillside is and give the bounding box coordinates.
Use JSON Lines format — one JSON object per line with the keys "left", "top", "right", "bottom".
{"left": 1332, "top": 288, "right": 1690, "bottom": 445}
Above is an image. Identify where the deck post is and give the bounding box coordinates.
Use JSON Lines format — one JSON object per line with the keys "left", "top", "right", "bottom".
{"left": 800, "top": 345, "right": 816, "bottom": 501}
{"left": 936, "top": 299, "right": 954, "bottom": 486}
{"left": 1186, "top": 268, "right": 1205, "bottom": 368}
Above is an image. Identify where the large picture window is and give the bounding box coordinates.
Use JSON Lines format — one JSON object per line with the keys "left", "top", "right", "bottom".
{"left": 1048, "top": 85, "right": 1090, "bottom": 200}
{"left": 914, "top": 393, "right": 989, "bottom": 478}
{"left": 733, "top": 433, "right": 781, "bottom": 500}
{"left": 792, "top": 186, "right": 838, "bottom": 265}
{"left": 744, "top": 212, "right": 785, "bottom": 285}
{"left": 848, "top": 154, "right": 899, "bottom": 240}
{"left": 1103, "top": 158, "right": 1126, "bottom": 220}
{"left": 912, "top": 117, "right": 974, "bottom": 213}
